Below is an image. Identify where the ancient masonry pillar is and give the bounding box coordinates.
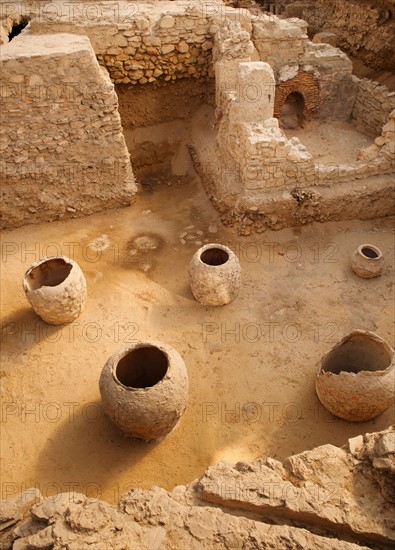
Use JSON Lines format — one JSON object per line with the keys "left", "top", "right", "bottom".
{"left": 235, "top": 61, "right": 276, "bottom": 122}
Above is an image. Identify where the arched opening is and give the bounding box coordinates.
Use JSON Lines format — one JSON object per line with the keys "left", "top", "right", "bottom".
{"left": 280, "top": 91, "right": 305, "bottom": 129}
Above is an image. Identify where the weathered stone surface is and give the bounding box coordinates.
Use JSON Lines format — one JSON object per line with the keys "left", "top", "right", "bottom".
{"left": 120, "top": 486, "right": 369, "bottom": 550}
{"left": 28, "top": 1, "right": 216, "bottom": 86}
{"left": 0, "top": 33, "right": 136, "bottom": 229}
{"left": 0, "top": 489, "right": 41, "bottom": 525}
{"left": 353, "top": 78, "right": 395, "bottom": 136}
{"left": 284, "top": 0, "right": 395, "bottom": 72}
{"left": 2, "top": 430, "right": 393, "bottom": 549}
{"left": 197, "top": 427, "right": 395, "bottom": 546}
{"left": 10, "top": 493, "right": 153, "bottom": 550}
{"left": 7, "top": 488, "right": 370, "bottom": 550}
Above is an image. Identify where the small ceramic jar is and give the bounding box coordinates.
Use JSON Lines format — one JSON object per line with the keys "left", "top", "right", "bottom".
{"left": 316, "top": 330, "right": 394, "bottom": 421}
{"left": 351, "top": 244, "right": 384, "bottom": 279}
{"left": 189, "top": 243, "right": 241, "bottom": 306}
{"left": 23, "top": 256, "right": 87, "bottom": 324}
{"left": 99, "top": 340, "right": 188, "bottom": 441}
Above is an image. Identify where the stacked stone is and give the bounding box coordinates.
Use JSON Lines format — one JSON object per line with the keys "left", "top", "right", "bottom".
{"left": 356, "top": 107, "right": 395, "bottom": 175}
{"left": 353, "top": 78, "right": 395, "bottom": 136}
{"left": 252, "top": 15, "right": 308, "bottom": 70}
{"left": 95, "top": 13, "right": 215, "bottom": 85}
{"left": 284, "top": 0, "right": 395, "bottom": 72}
{"left": 0, "top": 33, "right": 136, "bottom": 229}
{"left": 377, "top": 110, "right": 395, "bottom": 164}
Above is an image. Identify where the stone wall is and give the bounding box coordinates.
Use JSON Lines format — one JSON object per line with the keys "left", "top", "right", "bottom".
{"left": 28, "top": 1, "right": 224, "bottom": 85}
{"left": 27, "top": 3, "right": 357, "bottom": 120}
{"left": 352, "top": 78, "right": 395, "bottom": 136}
{"left": 0, "top": 32, "right": 136, "bottom": 229}
{"left": 251, "top": 14, "right": 308, "bottom": 69}
{"left": 252, "top": 16, "right": 358, "bottom": 120}
{"left": 284, "top": 0, "right": 395, "bottom": 71}
{"left": 212, "top": 18, "right": 369, "bottom": 203}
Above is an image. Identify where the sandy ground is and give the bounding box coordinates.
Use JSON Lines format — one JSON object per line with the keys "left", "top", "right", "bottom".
{"left": 1, "top": 171, "right": 394, "bottom": 505}
{"left": 284, "top": 119, "right": 374, "bottom": 163}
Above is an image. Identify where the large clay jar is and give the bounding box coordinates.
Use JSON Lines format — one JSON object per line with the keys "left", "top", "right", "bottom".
{"left": 351, "top": 244, "right": 384, "bottom": 279}
{"left": 99, "top": 341, "right": 188, "bottom": 441}
{"left": 23, "top": 256, "right": 87, "bottom": 324}
{"left": 189, "top": 243, "right": 241, "bottom": 306}
{"left": 316, "top": 330, "right": 395, "bottom": 421}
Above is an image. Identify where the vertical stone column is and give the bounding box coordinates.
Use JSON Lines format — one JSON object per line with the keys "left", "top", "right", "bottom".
{"left": 233, "top": 61, "right": 275, "bottom": 122}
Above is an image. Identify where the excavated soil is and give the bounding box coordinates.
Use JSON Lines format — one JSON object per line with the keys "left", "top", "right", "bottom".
{"left": 1, "top": 168, "right": 394, "bottom": 504}
{"left": 283, "top": 119, "right": 374, "bottom": 163}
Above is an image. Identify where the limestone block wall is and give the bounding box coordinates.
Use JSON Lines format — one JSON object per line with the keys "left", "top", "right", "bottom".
{"left": 217, "top": 61, "right": 316, "bottom": 193}
{"left": 300, "top": 43, "right": 358, "bottom": 120}
{"left": 251, "top": 14, "right": 309, "bottom": 69}
{"left": 252, "top": 16, "right": 358, "bottom": 121}
{"left": 352, "top": 78, "right": 395, "bottom": 136}
{"left": 2, "top": 428, "right": 393, "bottom": 549}
{"left": 27, "top": 3, "right": 357, "bottom": 121}
{"left": 0, "top": 33, "right": 136, "bottom": 229}
{"left": 28, "top": 1, "right": 232, "bottom": 85}
{"left": 356, "top": 108, "right": 395, "bottom": 167}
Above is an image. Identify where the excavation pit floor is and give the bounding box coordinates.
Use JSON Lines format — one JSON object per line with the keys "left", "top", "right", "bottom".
{"left": 1, "top": 175, "right": 394, "bottom": 504}
{"left": 284, "top": 119, "right": 374, "bottom": 163}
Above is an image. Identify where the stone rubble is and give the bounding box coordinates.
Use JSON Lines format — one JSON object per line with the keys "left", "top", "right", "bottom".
{"left": 1, "top": 428, "right": 393, "bottom": 549}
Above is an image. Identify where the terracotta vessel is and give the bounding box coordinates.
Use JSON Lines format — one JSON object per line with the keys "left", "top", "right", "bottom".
{"left": 99, "top": 340, "right": 188, "bottom": 441}
{"left": 351, "top": 244, "right": 384, "bottom": 279}
{"left": 316, "top": 330, "right": 394, "bottom": 421}
{"left": 189, "top": 243, "right": 241, "bottom": 306}
{"left": 23, "top": 256, "right": 87, "bottom": 324}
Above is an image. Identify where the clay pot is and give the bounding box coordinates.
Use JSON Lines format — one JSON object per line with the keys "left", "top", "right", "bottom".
{"left": 316, "top": 330, "right": 395, "bottom": 421}
{"left": 23, "top": 256, "right": 87, "bottom": 324}
{"left": 99, "top": 341, "right": 188, "bottom": 441}
{"left": 351, "top": 244, "right": 384, "bottom": 279}
{"left": 189, "top": 243, "right": 241, "bottom": 306}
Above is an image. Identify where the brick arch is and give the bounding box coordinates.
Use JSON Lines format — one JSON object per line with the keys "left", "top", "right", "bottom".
{"left": 274, "top": 71, "right": 320, "bottom": 119}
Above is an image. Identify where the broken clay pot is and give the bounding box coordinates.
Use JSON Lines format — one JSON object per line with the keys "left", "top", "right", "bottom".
{"left": 23, "top": 256, "right": 87, "bottom": 324}
{"left": 189, "top": 243, "right": 241, "bottom": 306}
{"left": 99, "top": 340, "right": 188, "bottom": 441}
{"left": 316, "top": 330, "right": 395, "bottom": 421}
{"left": 351, "top": 244, "right": 384, "bottom": 278}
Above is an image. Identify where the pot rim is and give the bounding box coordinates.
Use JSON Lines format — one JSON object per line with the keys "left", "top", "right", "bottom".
{"left": 23, "top": 255, "right": 76, "bottom": 293}
{"left": 356, "top": 244, "right": 383, "bottom": 261}
{"left": 317, "top": 329, "right": 395, "bottom": 377}
{"left": 195, "top": 243, "right": 236, "bottom": 268}
{"left": 110, "top": 341, "right": 172, "bottom": 391}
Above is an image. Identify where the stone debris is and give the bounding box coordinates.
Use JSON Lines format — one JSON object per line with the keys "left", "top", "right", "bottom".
{"left": 197, "top": 426, "right": 395, "bottom": 547}
{"left": 2, "top": 428, "right": 393, "bottom": 549}
{"left": 0, "top": 489, "right": 42, "bottom": 527}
